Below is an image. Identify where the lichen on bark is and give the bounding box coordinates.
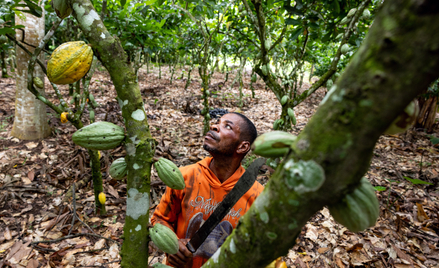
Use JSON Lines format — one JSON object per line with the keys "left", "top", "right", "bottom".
{"left": 70, "top": 0, "right": 156, "bottom": 266}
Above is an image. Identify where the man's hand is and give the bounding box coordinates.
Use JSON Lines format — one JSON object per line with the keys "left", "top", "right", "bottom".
{"left": 167, "top": 238, "right": 193, "bottom": 268}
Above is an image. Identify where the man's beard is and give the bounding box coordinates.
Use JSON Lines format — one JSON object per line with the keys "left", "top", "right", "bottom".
{"left": 203, "top": 142, "right": 238, "bottom": 156}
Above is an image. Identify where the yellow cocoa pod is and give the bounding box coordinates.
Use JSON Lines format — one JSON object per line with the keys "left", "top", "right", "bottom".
{"left": 60, "top": 112, "right": 68, "bottom": 123}
{"left": 98, "top": 192, "right": 106, "bottom": 204}
{"left": 47, "top": 41, "right": 93, "bottom": 85}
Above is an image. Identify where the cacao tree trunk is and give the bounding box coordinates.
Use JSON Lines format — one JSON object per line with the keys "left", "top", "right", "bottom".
{"left": 11, "top": 5, "right": 51, "bottom": 140}
{"left": 70, "top": 1, "right": 155, "bottom": 267}
{"left": 1, "top": 48, "right": 7, "bottom": 78}
{"left": 416, "top": 95, "right": 438, "bottom": 132}
{"left": 203, "top": 0, "right": 439, "bottom": 266}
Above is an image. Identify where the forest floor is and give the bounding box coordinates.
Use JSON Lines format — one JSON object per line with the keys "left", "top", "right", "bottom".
{"left": 0, "top": 65, "right": 438, "bottom": 268}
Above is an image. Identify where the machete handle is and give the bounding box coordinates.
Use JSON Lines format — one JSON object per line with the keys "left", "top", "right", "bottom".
{"left": 186, "top": 242, "right": 196, "bottom": 253}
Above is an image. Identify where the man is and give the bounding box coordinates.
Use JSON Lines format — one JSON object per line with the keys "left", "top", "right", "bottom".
{"left": 151, "top": 112, "right": 263, "bottom": 268}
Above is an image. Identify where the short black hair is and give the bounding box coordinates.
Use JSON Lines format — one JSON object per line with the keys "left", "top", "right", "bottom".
{"left": 230, "top": 112, "right": 258, "bottom": 145}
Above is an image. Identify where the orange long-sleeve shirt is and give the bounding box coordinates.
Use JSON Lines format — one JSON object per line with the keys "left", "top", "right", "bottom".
{"left": 151, "top": 157, "right": 263, "bottom": 268}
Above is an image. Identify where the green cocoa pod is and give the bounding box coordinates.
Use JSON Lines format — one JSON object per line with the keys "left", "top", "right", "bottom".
{"left": 288, "top": 108, "right": 296, "bottom": 125}
{"left": 0, "top": 35, "right": 8, "bottom": 44}
{"left": 328, "top": 177, "right": 379, "bottom": 232}
{"left": 89, "top": 93, "right": 99, "bottom": 107}
{"left": 109, "top": 157, "right": 127, "bottom": 180}
{"left": 339, "top": 17, "right": 350, "bottom": 25}
{"left": 347, "top": 8, "right": 357, "bottom": 18}
{"left": 251, "top": 131, "right": 296, "bottom": 158}
{"left": 334, "top": 72, "right": 341, "bottom": 78}
{"left": 33, "top": 77, "right": 44, "bottom": 89}
{"left": 51, "top": 0, "right": 72, "bottom": 19}
{"left": 206, "top": 113, "right": 211, "bottom": 120}
{"left": 72, "top": 121, "right": 125, "bottom": 150}
{"left": 326, "top": 79, "right": 333, "bottom": 88}
{"left": 335, "top": 33, "right": 343, "bottom": 40}
{"left": 341, "top": 44, "right": 350, "bottom": 54}
{"left": 261, "top": 65, "right": 268, "bottom": 76}
{"left": 273, "top": 119, "right": 280, "bottom": 130}
{"left": 281, "top": 95, "right": 289, "bottom": 105}
{"left": 89, "top": 110, "right": 95, "bottom": 122}
{"left": 251, "top": 74, "right": 257, "bottom": 82}
{"left": 150, "top": 223, "right": 179, "bottom": 254}
{"left": 385, "top": 100, "right": 419, "bottom": 135}
{"left": 362, "top": 9, "right": 371, "bottom": 19}
{"left": 154, "top": 158, "right": 185, "bottom": 190}
{"left": 265, "top": 39, "right": 271, "bottom": 50}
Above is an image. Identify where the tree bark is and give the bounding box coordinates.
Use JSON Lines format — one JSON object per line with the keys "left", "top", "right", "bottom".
{"left": 203, "top": 0, "right": 439, "bottom": 267}
{"left": 11, "top": 6, "right": 51, "bottom": 140}
{"left": 70, "top": 0, "right": 155, "bottom": 266}
{"left": 416, "top": 95, "right": 438, "bottom": 132}
{"left": 1, "top": 48, "right": 7, "bottom": 78}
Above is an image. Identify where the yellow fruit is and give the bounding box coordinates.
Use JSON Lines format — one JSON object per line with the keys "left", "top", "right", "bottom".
{"left": 98, "top": 192, "right": 106, "bottom": 204}
{"left": 47, "top": 41, "right": 93, "bottom": 85}
{"left": 277, "top": 261, "right": 288, "bottom": 268}
{"left": 98, "top": 151, "right": 101, "bottom": 159}
{"left": 60, "top": 112, "right": 68, "bottom": 123}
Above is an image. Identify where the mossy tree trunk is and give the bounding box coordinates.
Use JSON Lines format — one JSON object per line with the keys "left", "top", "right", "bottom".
{"left": 203, "top": 0, "right": 439, "bottom": 267}
{"left": 70, "top": 0, "right": 155, "bottom": 267}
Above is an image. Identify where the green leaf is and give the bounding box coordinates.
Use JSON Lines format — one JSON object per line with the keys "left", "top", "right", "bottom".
{"left": 0, "top": 28, "right": 16, "bottom": 35}
{"left": 290, "top": 27, "right": 303, "bottom": 40}
{"left": 374, "top": 186, "right": 387, "bottom": 192}
{"left": 22, "top": 0, "right": 43, "bottom": 17}
{"left": 332, "top": 0, "right": 340, "bottom": 14}
{"left": 285, "top": 18, "right": 300, "bottom": 25}
{"left": 143, "top": 0, "right": 157, "bottom": 5}
{"left": 321, "top": 31, "right": 332, "bottom": 42}
{"left": 428, "top": 135, "right": 439, "bottom": 145}
{"left": 120, "top": 0, "right": 127, "bottom": 8}
{"left": 403, "top": 176, "right": 433, "bottom": 185}
{"left": 386, "top": 178, "right": 400, "bottom": 183}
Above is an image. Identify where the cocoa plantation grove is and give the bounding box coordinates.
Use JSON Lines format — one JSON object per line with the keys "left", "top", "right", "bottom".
{"left": 0, "top": 0, "right": 438, "bottom": 267}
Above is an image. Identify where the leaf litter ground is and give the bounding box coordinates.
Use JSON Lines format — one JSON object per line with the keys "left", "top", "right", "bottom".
{"left": 0, "top": 65, "right": 438, "bottom": 268}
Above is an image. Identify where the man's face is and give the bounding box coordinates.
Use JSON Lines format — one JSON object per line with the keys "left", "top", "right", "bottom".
{"left": 203, "top": 113, "right": 243, "bottom": 156}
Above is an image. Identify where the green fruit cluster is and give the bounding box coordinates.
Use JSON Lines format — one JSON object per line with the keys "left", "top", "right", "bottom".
{"left": 288, "top": 108, "right": 296, "bottom": 125}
